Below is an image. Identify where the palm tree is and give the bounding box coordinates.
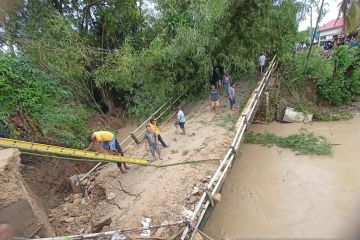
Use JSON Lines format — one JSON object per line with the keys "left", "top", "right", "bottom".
{"left": 338, "top": 0, "right": 360, "bottom": 32}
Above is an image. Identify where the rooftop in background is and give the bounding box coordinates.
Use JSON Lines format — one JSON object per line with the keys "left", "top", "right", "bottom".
{"left": 318, "top": 18, "right": 344, "bottom": 32}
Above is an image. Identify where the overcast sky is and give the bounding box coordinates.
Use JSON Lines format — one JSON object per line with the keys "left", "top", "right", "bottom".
{"left": 298, "top": 0, "right": 342, "bottom": 31}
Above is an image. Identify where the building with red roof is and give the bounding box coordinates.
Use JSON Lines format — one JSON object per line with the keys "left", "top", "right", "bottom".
{"left": 318, "top": 18, "right": 344, "bottom": 40}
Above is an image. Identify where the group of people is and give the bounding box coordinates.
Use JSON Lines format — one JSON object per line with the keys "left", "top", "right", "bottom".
{"left": 210, "top": 53, "right": 267, "bottom": 113}
{"left": 210, "top": 76, "right": 237, "bottom": 113}
{"left": 85, "top": 108, "right": 187, "bottom": 165}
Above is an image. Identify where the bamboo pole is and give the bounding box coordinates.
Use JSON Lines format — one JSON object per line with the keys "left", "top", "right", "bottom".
{"left": 21, "top": 152, "right": 221, "bottom": 168}
{"left": 34, "top": 221, "right": 185, "bottom": 240}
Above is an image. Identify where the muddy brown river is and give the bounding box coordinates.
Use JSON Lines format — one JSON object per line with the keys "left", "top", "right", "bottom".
{"left": 204, "top": 116, "right": 360, "bottom": 239}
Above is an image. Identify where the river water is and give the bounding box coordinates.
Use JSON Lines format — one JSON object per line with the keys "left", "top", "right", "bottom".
{"left": 204, "top": 116, "right": 360, "bottom": 239}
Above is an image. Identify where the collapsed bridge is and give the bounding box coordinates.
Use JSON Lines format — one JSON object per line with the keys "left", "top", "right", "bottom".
{"left": 0, "top": 56, "right": 277, "bottom": 239}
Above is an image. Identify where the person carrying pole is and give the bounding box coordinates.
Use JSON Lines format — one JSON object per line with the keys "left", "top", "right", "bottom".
{"left": 149, "top": 118, "right": 169, "bottom": 148}
{"left": 86, "top": 131, "right": 130, "bottom": 173}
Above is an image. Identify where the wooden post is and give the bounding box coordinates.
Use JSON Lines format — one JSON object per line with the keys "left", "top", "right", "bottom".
{"left": 130, "top": 132, "right": 140, "bottom": 144}
{"left": 69, "top": 175, "right": 82, "bottom": 194}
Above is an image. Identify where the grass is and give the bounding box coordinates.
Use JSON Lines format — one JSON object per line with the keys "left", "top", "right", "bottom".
{"left": 206, "top": 170, "right": 213, "bottom": 176}
{"left": 200, "top": 141, "right": 208, "bottom": 148}
{"left": 267, "top": 91, "right": 277, "bottom": 123}
{"left": 214, "top": 113, "right": 239, "bottom": 131}
{"left": 244, "top": 129, "right": 332, "bottom": 155}
{"left": 314, "top": 111, "right": 353, "bottom": 121}
{"left": 182, "top": 150, "right": 190, "bottom": 156}
{"left": 198, "top": 120, "right": 207, "bottom": 125}
{"left": 294, "top": 100, "right": 353, "bottom": 122}
{"left": 171, "top": 149, "right": 179, "bottom": 154}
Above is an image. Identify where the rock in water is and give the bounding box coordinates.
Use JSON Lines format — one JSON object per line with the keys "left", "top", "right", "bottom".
{"left": 213, "top": 193, "right": 221, "bottom": 204}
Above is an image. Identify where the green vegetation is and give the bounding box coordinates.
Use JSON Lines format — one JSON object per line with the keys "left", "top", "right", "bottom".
{"left": 171, "top": 149, "right": 179, "bottom": 154}
{"left": 314, "top": 111, "right": 354, "bottom": 121}
{"left": 293, "top": 100, "right": 354, "bottom": 121}
{"left": 214, "top": 113, "right": 239, "bottom": 131}
{"left": 281, "top": 46, "right": 360, "bottom": 106}
{"left": 0, "top": 54, "right": 89, "bottom": 148}
{"left": 182, "top": 150, "right": 190, "bottom": 156}
{"left": 245, "top": 129, "right": 332, "bottom": 155}
{"left": 0, "top": 0, "right": 313, "bottom": 146}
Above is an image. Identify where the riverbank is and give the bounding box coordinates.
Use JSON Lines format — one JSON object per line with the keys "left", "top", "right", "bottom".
{"left": 204, "top": 114, "right": 360, "bottom": 239}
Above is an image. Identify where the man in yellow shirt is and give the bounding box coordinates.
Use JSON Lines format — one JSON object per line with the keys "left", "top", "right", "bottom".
{"left": 149, "top": 118, "right": 169, "bottom": 148}
{"left": 86, "top": 131, "right": 130, "bottom": 173}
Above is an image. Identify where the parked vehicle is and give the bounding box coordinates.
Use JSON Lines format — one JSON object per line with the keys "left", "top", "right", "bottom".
{"left": 320, "top": 40, "right": 334, "bottom": 50}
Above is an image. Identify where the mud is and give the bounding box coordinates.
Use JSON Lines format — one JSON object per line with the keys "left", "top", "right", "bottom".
{"left": 204, "top": 115, "right": 360, "bottom": 239}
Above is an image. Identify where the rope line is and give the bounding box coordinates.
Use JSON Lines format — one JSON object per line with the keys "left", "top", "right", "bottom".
{"left": 21, "top": 151, "right": 221, "bottom": 168}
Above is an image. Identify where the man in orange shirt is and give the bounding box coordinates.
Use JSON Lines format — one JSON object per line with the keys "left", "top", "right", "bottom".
{"left": 86, "top": 131, "right": 130, "bottom": 173}
{"left": 149, "top": 118, "right": 169, "bottom": 148}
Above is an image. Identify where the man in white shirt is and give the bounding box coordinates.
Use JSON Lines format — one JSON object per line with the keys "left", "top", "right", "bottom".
{"left": 258, "top": 53, "right": 266, "bottom": 74}
{"left": 175, "top": 107, "right": 186, "bottom": 135}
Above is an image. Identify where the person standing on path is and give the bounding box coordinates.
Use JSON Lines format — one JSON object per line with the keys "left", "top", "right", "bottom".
{"left": 223, "top": 74, "right": 231, "bottom": 96}
{"left": 258, "top": 52, "right": 266, "bottom": 74}
{"left": 214, "top": 67, "right": 222, "bottom": 89}
{"left": 228, "top": 82, "right": 237, "bottom": 111}
{"left": 149, "top": 118, "right": 169, "bottom": 148}
{"left": 175, "top": 107, "right": 186, "bottom": 135}
{"left": 86, "top": 130, "right": 130, "bottom": 173}
{"left": 209, "top": 85, "right": 220, "bottom": 114}
{"left": 143, "top": 125, "right": 161, "bottom": 161}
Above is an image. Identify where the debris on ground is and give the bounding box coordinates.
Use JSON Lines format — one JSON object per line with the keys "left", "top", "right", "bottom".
{"left": 283, "top": 107, "right": 313, "bottom": 123}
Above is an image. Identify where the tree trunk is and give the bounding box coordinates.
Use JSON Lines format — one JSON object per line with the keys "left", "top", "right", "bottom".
{"left": 100, "top": 85, "right": 115, "bottom": 115}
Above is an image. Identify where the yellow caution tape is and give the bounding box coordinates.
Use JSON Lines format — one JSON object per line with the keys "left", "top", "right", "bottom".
{"left": 0, "top": 138, "right": 149, "bottom": 166}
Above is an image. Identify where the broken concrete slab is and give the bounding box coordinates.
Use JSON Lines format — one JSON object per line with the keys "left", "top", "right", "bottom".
{"left": 282, "top": 107, "right": 313, "bottom": 123}
{"left": 0, "top": 148, "right": 55, "bottom": 237}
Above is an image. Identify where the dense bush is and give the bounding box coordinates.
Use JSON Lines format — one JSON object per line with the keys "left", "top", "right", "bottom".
{"left": 2, "top": 0, "right": 300, "bottom": 118}
{"left": 0, "top": 54, "right": 55, "bottom": 116}
{"left": 0, "top": 53, "right": 90, "bottom": 148}
{"left": 281, "top": 46, "right": 360, "bottom": 105}
{"left": 318, "top": 46, "right": 359, "bottom": 105}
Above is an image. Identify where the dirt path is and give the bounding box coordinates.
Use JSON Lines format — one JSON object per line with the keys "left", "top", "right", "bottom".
{"left": 49, "top": 79, "right": 252, "bottom": 237}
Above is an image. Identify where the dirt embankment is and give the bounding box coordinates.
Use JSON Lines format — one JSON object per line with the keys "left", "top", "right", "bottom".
{"left": 0, "top": 148, "right": 54, "bottom": 237}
